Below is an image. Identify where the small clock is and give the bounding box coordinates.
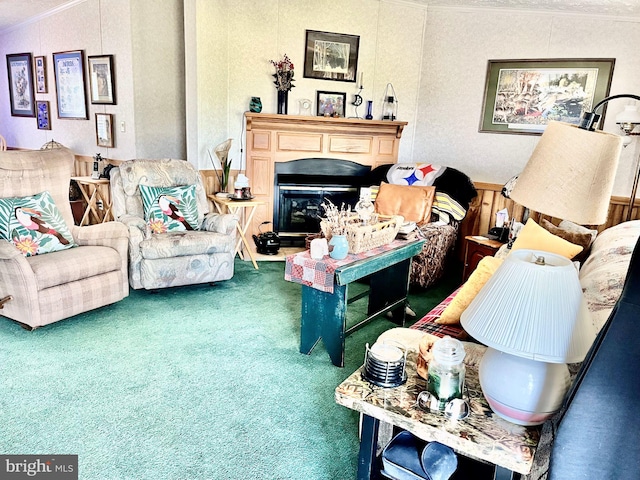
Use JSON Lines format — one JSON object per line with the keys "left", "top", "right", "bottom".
{"left": 299, "top": 99, "right": 312, "bottom": 116}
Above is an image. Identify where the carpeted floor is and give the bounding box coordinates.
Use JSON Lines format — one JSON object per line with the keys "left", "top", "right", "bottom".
{"left": 0, "top": 259, "right": 459, "bottom": 479}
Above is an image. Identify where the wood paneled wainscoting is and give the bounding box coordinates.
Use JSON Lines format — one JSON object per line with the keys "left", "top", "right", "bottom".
{"left": 75, "top": 154, "right": 638, "bottom": 247}
{"left": 460, "top": 182, "right": 640, "bottom": 249}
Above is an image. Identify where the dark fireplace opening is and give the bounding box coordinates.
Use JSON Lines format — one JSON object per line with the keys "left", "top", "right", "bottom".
{"left": 274, "top": 158, "right": 372, "bottom": 247}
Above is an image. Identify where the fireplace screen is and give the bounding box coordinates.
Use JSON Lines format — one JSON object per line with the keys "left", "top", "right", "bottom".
{"left": 277, "top": 186, "right": 359, "bottom": 237}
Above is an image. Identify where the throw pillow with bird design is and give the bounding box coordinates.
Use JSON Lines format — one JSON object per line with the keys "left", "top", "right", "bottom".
{"left": 0, "top": 191, "right": 77, "bottom": 256}
{"left": 139, "top": 185, "right": 200, "bottom": 233}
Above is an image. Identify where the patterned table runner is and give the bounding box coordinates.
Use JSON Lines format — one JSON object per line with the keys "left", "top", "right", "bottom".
{"left": 284, "top": 239, "right": 409, "bottom": 294}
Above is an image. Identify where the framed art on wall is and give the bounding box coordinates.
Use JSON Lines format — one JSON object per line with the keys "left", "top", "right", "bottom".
{"left": 34, "top": 55, "right": 47, "bottom": 93}
{"left": 88, "top": 55, "right": 116, "bottom": 104}
{"left": 53, "top": 50, "right": 88, "bottom": 119}
{"left": 479, "top": 58, "right": 615, "bottom": 135}
{"left": 96, "top": 113, "right": 114, "bottom": 147}
{"left": 304, "top": 30, "right": 359, "bottom": 82}
{"left": 36, "top": 101, "right": 51, "bottom": 130}
{"left": 316, "top": 91, "right": 346, "bottom": 117}
{"left": 6, "top": 53, "right": 36, "bottom": 117}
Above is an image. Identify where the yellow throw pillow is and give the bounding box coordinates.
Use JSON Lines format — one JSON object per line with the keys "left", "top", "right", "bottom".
{"left": 436, "top": 256, "right": 504, "bottom": 325}
{"left": 511, "top": 218, "right": 583, "bottom": 259}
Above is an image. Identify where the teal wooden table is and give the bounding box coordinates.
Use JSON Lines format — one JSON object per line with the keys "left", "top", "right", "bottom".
{"left": 298, "top": 239, "right": 425, "bottom": 367}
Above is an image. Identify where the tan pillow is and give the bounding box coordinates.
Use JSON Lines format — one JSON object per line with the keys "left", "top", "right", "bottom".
{"left": 541, "top": 219, "right": 597, "bottom": 263}
{"left": 374, "top": 182, "right": 435, "bottom": 225}
{"left": 511, "top": 218, "right": 583, "bottom": 259}
{"left": 436, "top": 256, "right": 504, "bottom": 325}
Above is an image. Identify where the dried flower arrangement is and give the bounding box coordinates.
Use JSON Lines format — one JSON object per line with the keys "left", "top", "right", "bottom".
{"left": 270, "top": 54, "right": 295, "bottom": 92}
{"left": 320, "top": 199, "right": 352, "bottom": 236}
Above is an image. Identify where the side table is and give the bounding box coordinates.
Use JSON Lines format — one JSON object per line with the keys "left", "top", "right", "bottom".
{"left": 71, "top": 176, "right": 113, "bottom": 226}
{"left": 462, "top": 236, "right": 504, "bottom": 282}
{"left": 335, "top": 349, "right": 541, "bottom": 479}
{"left": 209, "top": 195, "right": 265, "bottom": 270}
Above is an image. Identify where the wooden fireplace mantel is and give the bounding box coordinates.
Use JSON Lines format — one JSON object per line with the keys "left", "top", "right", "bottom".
{"left": 244, "top": 112, "right": 408, "bottom": 255}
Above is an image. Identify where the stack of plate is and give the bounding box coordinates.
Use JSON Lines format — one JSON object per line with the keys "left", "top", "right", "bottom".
{"left": 363, "top": 342, "right": 407, "bottom": 388}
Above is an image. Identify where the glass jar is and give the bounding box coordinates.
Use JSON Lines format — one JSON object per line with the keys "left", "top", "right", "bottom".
{"left": 355, "top": 187, "right": 375, "bottom": 225}
{"left": 426, "top": 336, "right": 466, "bottom": 411}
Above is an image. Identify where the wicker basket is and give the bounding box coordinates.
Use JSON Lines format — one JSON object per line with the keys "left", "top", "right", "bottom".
{"left": 320, "top": 215, "right": 403, "bottom": 254}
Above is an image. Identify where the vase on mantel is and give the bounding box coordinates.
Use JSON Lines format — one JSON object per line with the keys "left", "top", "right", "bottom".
{"left": 277, "top": 90, "right": 289, "bottom": 115}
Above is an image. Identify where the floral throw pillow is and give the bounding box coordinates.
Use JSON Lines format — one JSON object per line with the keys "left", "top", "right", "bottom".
{"left": 139, "top": 185, "right": 200, "bottom": 233}
{"left": 0, "top": 191, "right": 77, "bottom": 256}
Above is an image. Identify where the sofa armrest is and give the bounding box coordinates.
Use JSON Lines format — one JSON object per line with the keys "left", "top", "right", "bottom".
{"left": 71, "top": 222, "right": 130, "bottom": 290}
{"left": 202, "top": 213, "right": 238, "bottom": 236}
{"left": 0, "top": 241, "right": 39, "bottom": 323}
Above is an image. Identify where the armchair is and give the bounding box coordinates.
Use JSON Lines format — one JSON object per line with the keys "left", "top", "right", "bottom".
{"left": 110, "top": 158, "right": 237, "bottom": 290}
{"left": 0, "top": 147, "right": 129, "bottom": 329}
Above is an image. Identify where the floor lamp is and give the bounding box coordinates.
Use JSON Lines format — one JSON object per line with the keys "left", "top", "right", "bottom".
{"left": 615, "top": 104, "right": 640, "bottom": 220}
{"left": 579, "top": 94, "right": 640, "bottom": 222}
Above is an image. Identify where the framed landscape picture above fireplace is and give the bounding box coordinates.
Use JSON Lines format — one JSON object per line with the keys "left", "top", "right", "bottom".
{"left": 479, "top": 58, "right": 615, "bottom": 135}
{"left": 304, "top": 30, "right": 359, "bottom": 82}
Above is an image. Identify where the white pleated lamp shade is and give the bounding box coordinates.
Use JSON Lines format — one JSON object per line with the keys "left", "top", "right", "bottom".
{"left": 510, "top": 121, "right": 623, "bottom": 225}
{"left": 460, "top": 249, "right": 596, "bottom": 364}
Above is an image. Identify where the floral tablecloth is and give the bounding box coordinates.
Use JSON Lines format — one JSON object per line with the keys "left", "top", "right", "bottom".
{"left": 284, "top": 239, "right": 408, "bottom": 293}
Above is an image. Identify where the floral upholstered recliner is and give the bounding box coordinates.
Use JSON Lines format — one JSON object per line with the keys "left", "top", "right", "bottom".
{"left": 110, "top": 159, "right": 237, "bottom": 290}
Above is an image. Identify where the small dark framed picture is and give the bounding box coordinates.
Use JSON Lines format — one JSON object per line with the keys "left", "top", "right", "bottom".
{"left": 6, "top": 52, "right": 36, "bottom": 117}
{"left": 88, "top": 55, "right": 116, "bottom": 104}
{"left": 36, "top": 100, "right": 51, "bottom": 130}
{"left": 96, "top": 113, "right": 114, "bottom": 147}
{"left": 304, "top": 30, "right": 359, "bottom": 82}
{"left": 34, "top": 55, "right": 47, "bottom": 93}
{"left": 316, "top": 91, "right": 346, "bottom": 117}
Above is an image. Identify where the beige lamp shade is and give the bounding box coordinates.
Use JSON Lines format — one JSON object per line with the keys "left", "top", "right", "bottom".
{"left": 510, "top": 121, "right": 623, "bottom": 225}
{"left": 460, "top": 249, "right": 597, "bottom": 364}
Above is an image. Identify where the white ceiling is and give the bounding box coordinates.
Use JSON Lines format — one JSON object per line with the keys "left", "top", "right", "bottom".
{"left": 1, "top": 0, "right": 639, "bottom": 33}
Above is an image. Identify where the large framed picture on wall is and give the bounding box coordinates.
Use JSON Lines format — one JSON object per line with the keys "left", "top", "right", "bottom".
{"left": 303, "top": 30, "right": 359, "bottom": 82}
{"left": 6, "top": 53, "right": 36, "bottom": 117}
{"left": 53, "top": 50, "right": 88, "bottom": 119}
{"left": 479, "top": 58, "right": 615, "bottom": 135}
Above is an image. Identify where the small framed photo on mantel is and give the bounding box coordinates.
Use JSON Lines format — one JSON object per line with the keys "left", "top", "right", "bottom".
{"left": 95, "top": 113, "right": 114, "bottom": 147}
{"left": 316, "top": 91, "right": 346, "bottom": 117}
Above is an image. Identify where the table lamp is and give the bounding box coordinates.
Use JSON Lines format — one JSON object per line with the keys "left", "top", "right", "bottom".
{"left": 461, "top": 249, "right": 596, "bottom": 425}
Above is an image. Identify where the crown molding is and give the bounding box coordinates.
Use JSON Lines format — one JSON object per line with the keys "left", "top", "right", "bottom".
{"left": 0, "top": 0, "right": 87, "bottom": 35}
{"left": 424, "top": 3, "right": 640, "bottom": 22}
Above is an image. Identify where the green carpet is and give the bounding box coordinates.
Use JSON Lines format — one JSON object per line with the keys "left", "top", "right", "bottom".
{"left": 0, "top": 259, "right": 459, "bottom": 479}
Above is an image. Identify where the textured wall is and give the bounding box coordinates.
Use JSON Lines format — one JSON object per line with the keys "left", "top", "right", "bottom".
{"left": 0, "top": 0, "right": 138, "bottom": 158}
{"left": 186, "top": 1, "right": 640, "bottom": 197}
{"left": 131, "top": 0, "right": 185, "bottom": 159}
{"left": 184, "top": 0, "right": 429, "bottom": 171}
{"left": 415, "top": 6, "right": 640, "bottom": 196}
{"left": 0, "top": 0, "right": 184, "bottom": 160}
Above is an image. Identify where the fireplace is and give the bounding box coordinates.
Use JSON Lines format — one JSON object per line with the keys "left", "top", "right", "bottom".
{"left": 274, "top": 158, "right": 371, "bottom": 246}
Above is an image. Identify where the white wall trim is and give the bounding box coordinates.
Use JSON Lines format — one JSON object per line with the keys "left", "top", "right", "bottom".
{"left": 425, "top": 4, "right": 640, "bottom": 22}
{"left": 0, "top": 0, "right": 88, "bottom": 34}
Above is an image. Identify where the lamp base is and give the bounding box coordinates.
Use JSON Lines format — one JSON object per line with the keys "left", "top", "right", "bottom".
{"left": 479, "top": 348, "right": 570, "bottom": 426}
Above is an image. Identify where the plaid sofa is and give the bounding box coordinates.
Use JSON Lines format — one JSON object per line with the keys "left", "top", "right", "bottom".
{"left": 0, "top": 148, "right": 129, "bottom": 329}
